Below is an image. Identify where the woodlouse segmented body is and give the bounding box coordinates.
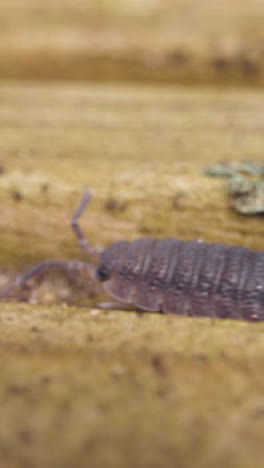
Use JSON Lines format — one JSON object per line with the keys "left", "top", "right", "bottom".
{"left": 96, "top": 238, "right": 264, "bottom": 321}
{"left": 1, "top": 190, "right": 263, "bottom": 321}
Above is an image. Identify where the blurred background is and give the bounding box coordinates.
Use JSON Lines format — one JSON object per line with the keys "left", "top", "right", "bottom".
{"left": 2, "top": 0, "right": 264, "bottom": 86}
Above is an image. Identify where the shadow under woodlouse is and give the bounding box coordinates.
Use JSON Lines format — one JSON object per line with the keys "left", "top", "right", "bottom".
{"left": 1, "top": 190, "right": 263, "bottom": 321}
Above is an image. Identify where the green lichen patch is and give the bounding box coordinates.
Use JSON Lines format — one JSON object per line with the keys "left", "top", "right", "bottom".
{"left": 204, "top": 160, "right": 264, "bottom": 214}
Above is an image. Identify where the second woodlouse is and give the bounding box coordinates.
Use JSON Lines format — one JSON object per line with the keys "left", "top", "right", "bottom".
{"left": 1, "top": 190, "right": 263, "bottom": 321}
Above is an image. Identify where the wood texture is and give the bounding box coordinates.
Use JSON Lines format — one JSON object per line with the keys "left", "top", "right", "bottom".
{"left": 0, "top": 0, "right": 264, "bottom": 85}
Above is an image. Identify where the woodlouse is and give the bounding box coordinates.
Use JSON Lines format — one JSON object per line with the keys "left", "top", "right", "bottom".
{"left": 1, "top": 190, "right": 263, "bottom": 321}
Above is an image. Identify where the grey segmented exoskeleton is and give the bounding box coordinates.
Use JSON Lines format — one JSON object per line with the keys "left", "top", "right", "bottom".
{"left": 1, "top": 190, "right": 264, "bottom": 321}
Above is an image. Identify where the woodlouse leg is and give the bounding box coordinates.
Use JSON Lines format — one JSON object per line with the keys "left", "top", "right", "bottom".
{"left": 71, "top": 189, "right": 102, "bottom": 260}
{"left": 0, "top": 259, "right": 94, "bottom": 299}
{"left": 98, "top": 301, "right": 135, "bottom": 311}
{"left": 98, "top": 301, "right": 145, "bottom": 313}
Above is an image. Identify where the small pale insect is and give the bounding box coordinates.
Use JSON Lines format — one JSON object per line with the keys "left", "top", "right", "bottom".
{"left": 1, "top": 190, "right": 263, "bottom": 321}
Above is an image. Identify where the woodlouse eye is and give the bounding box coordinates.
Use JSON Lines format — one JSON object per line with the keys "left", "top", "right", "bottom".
{"left": 96, "top": 265, "right": 110, "bottom": 282}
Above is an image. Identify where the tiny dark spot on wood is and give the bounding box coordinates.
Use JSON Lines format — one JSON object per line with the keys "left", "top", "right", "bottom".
{"left": 156, "top": 386, "right": 168, "bottom": 398}
{"left": 236, "top": 55, "right": 259, "bottom": 76}
{"left": 7, "top": 382, "right": 28, "bottom": 394}
{"left": 41, "top": 183, "right": 49, "bottom": 193}
{"left": 168, "top": 49, "right": 190, "bottom": 66}
{"left": 218, "top": 351, "right": 227, "bottom": 359}
{"left": 193, "top": 353, "right": 208, "bottom": 362}
{"left": 104, "top": 196, "right": 127, "bottom": 212}
{"left": 211, "top": 56, "right": 231, "bottom": 72}
{"left": 171, "top": 191, "right": 184, "bottom": 209}
{"left": 136, "top": 310, "right": 145, "bottom": 318}
{"left": 39, "top": 375, "right": 52, "bottom": 385}
{"left": 251, "top": 406, "right": 264, "bottom": 419}
{"left": 82, "top": 438, "right": 98, "bottom": 452}
{"left": 151, "top": 354, "right": 167, "bottom": 375}
{"left": 12, "top": 190, "right": 23, "bottom": 201}
{"left": 104, "top": 196, "right": 118, "bottom": 211}
{"left": 138, "top": 224, "right": 152, "bottom": 234}
{"left": 86, "top": 333, "right": 95, "bottom": 342}
{"left": 17, "top": 429, "right": 33, "bottom": 444}
{"left": 59, "top": 400, "right": 72, "bottom": 411}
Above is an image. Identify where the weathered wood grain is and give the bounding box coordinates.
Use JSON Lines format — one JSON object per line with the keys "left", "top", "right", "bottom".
{"left": 0, "top": 0, "right": 264, "bottom": 85}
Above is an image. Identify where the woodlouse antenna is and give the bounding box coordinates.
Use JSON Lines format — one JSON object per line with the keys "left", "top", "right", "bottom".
{"left": 0, "top": 190, "right": 102, "bottom": 300}
{"left": 0, "top": 259, "right": 94, "bottom": 299}
{"left": 71, "top": 189, "right": 102, "bottom": 260}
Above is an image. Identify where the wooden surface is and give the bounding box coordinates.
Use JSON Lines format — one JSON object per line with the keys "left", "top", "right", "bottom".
{"left": 1, "top": 82, "right": 263, "bottom": 269}
{"left": 0, "top": 303, "right": 264, "bottom": 468}
{"left": 0, "top": 81, "right": 264, "bottom": 468}
{"left": 1, "top": 3, "right": 264, "bottom": 466}
{"left": 1, "top": 0, "right": 264, "bottom": 85}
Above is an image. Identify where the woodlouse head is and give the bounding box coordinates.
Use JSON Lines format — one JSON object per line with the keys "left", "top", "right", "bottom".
{"left": 95, "top": 264, "right": 111, "bottom": 282}
{"left": 95, "top": 240, "right": 130, "bottom": 284}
